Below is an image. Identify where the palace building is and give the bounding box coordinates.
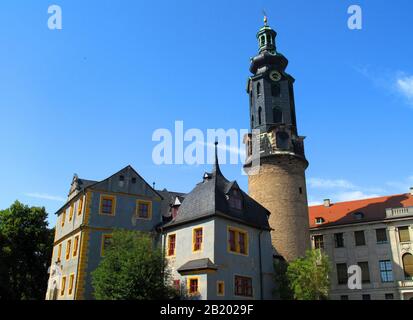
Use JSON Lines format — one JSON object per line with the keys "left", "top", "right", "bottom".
{"left": 46, "top": 147, "right": 275, "bottom": 300}
{"left": 45, "top": 166, "right": 164, "bottom": 300}
{"left": 309, "top": 190, "right": 413, "bottom": 300}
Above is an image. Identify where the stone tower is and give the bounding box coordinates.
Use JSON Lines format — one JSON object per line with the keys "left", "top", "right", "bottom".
{"left": 244, "top": 17, "right": 310, "bottom": 262}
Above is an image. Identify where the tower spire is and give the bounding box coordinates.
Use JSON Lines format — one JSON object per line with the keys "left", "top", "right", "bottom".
{"left": 212, "top": 141, "right": 222, "bottom": 175}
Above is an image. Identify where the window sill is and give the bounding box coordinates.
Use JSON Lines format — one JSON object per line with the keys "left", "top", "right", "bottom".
{"left": 228, "top": 250, "right": 249, "bottom": 257}
{"left": 135, "top": 216, "right": 152, "bottom": 221}
{"left": 99, "top": 212, "right": 116, "bottom": 216}
{"left": 234, "top": 294, "right": 254, "bottom": 299}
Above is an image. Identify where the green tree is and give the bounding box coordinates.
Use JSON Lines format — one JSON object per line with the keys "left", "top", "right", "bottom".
{"left": 91, "top": 230, "right": 174, "bottom": 300}
{"left": 286, "top": 249, "right": 331, "bottom": 300}
{"left": 0, "top": 201, "right": 54, "bottom": 300}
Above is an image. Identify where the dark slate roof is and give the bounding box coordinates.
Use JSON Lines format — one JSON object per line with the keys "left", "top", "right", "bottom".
{"left": 77, "top": 178, "right": 98, "bottom": 190}
{"left": 177, "top": 258, "right": 218, "bottom": 273}
{"left": 163, "top": 144, "right": 271, "bottom": 230}
{"left": 55, "top": 165, "right": 162, "bottom": 214}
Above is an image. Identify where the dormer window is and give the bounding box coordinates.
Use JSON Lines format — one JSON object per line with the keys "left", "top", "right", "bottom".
{"left": 171, "top": 206, "right": 179, "bottom": 220}
{"left": 353, "top": 212, "right": 364, "bottom": 220}
{"left": 228, "top": 189, "right": 243, "bottom": 210}
{"left": 315, "top": 217, "right": 325, "bottom": 225}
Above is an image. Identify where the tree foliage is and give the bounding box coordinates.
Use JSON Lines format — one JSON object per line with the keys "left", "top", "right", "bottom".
{"left": 286, "top": 249, "right": 331, "bottom": 300}
{"left": 91, "top": 230, "right": 175, "bottom": 300}
{"left": 273, "top": 258, "right": 294, "bottom": 300}
{"left": 0, "top": 201, "right": 54, "bottom": 300}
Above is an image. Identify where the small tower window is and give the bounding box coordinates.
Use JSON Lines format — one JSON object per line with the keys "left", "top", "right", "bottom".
{"left": 251, "top": 115, "right": 254, "bottom": 127}
{"left": 258, "top": 107, "right": 262, "bottom": 125}
{"left": 256, "top": 82, "right": 261, "bottom": 96}
{"left": 271, "top": 83, "right": 280, "bottom": 97}
{"left": 260, "top": 35, "right": 265, "bottom": 46}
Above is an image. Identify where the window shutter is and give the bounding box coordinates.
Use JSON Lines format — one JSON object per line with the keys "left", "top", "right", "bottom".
{"left": 399, "top": 227, "right": 410, "bottom": 243}
{"left": 403, "top": 254, "right": 413, "bottom": 278}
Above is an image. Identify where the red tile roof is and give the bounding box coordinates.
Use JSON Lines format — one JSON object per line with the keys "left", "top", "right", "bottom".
{"left": 309, "top": 193, "right": 413, "bottom": 229}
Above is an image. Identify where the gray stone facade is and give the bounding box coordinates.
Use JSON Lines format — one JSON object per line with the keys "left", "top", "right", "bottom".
{"left": 46, "top": 166, "right": 163, "bottom": 300}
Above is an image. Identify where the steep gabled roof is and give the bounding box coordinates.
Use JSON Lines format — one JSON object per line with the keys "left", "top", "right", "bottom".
{"left": 163, "top": 143, "right": 271, "bottom": 230}
{"left": 90, "top": 165, "right": 163, "bottom": 199}
{"left": 55, "top": 165, "right": 162, "bottom": 214}
{"left": 309, "top": 193, "right": 413, "bottom": 228}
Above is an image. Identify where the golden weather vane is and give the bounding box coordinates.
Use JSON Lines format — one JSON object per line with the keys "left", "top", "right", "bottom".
{"left": 263, "top": 10, "right": 268, "bottom": 26}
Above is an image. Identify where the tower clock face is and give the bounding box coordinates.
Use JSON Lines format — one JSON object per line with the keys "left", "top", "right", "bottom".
{"left": 269, "top": 70, "right": 282, "bottom": 82}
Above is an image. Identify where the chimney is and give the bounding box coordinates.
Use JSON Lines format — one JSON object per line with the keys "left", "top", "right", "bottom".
{"left": 323, "top": 199, "right": 331, "bottom": 207}
{"left": 410, "top": 187, "right": 413, "bottom": 196}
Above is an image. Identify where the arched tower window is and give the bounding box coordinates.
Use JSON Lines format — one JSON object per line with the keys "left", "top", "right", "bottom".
{"left": 273, "top": 107, "right": 283, "bottom": 124}
{"left": 403, "top": 253, "right": 413, "bottom": 279}
{"left": 256, "top": 82, "right": 261, "bottom": 96}
{"left": 258, "top": 107, "right": 262, "bottom": 125}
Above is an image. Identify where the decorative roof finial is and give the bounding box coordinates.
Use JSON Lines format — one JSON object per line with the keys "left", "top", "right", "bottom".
{"left": 263, "top": 10, "right": 268, "bottom": 26}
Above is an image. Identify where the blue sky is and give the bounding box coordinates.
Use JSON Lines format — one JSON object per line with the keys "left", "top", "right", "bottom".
{"left": 1, "top": 0, "right": 412, "bottom": 227}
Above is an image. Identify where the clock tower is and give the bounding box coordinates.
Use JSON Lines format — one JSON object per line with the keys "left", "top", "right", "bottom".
{"left": 244, "top": 17, "right": 310, "bottom": 261}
